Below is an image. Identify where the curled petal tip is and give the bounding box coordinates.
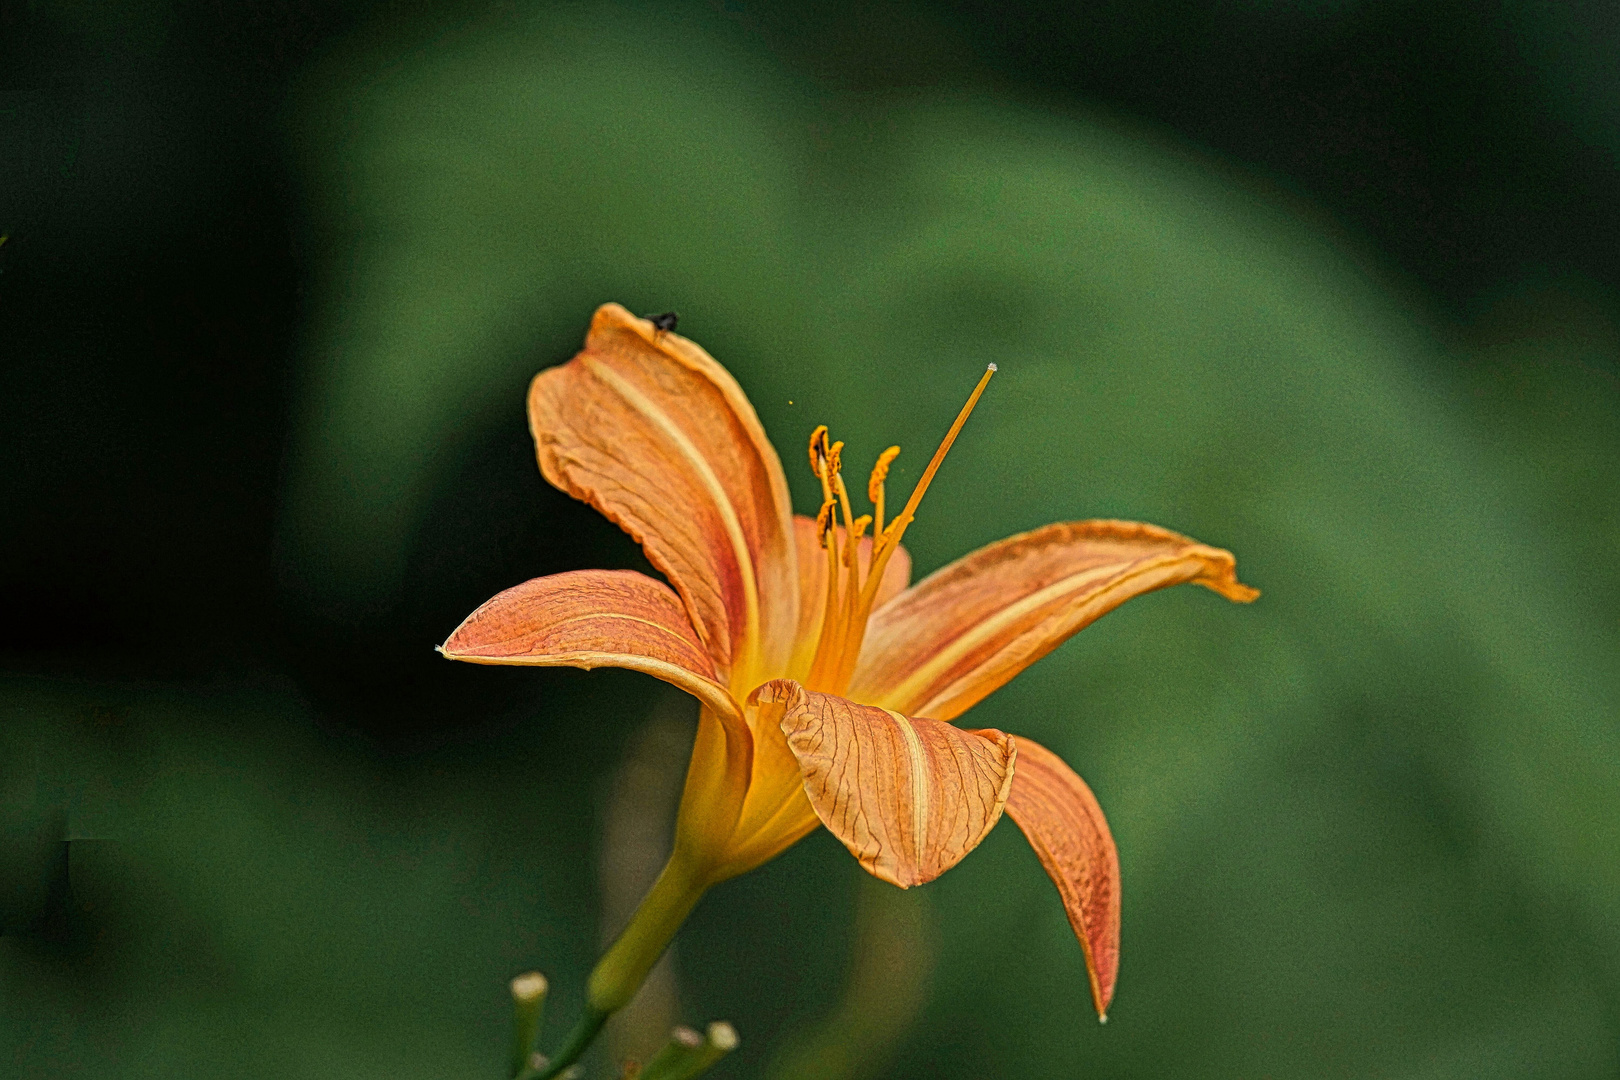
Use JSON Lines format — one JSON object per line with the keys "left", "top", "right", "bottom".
{"left": 1204, "top": 565, "right": 1260, "bottom": 603}
{"left": 1195, "top": 546, "right": 1259, "bottom": 602}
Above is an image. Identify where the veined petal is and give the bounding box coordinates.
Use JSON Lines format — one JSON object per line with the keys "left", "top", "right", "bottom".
{"left": 981, "top": 732, "right": 1120, "bottom": 1019}
{"left": 529, "top": 304, "right": 798, "bottom": 694}
{"left": 441, "top": 568, "right": 745, "bottom": 730}
{"left": 757, "top": 679, "right": 1015, "bottom": 888}
{"left": 849, "top": 520, "right": 1259, "bottom": 721}
{"left": 788, "top": 514, "right": 912, "bottom": 678}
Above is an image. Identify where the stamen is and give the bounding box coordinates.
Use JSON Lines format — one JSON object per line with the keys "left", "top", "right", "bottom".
{"left": 814, "top": 500, "right": 835, "bottom": 548}
{"left": 808, "top": 497, "right": 845, "bottom": 688}
{"left": 839, "top": 509, "right": 871, "bottom": 660}
{"left": 833, "top": 472, "right": 862, "bottom": 637}
{"left": 832, "top": 474, "right": 857, "bottom": 558}
{"left": 833, "top": 364, "right": 997, "bottom": 690}
{"left": 801, "top": 366, "right": 996, "bottom": 693}
{"left": 868, "top": 445, "right": 900, "bottom": 537}
{"left": 867, "top": 446, "right": 900, "bottom": 504}
{"left": 808, "top": 427, "right": 853, "bottom": 688}
{"left": 807, "top": 426, "right": 830, "bottom": 479}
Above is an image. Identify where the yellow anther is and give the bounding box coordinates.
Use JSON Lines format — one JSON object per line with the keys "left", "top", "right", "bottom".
{"left": 815, "top": 500, "right": 836, "bottom": 548}
{"left": 807, "top": 425, "right": 830, "bottom": 479}
{"left": 848, "top": 514, "right": 871, "bottom": 542}
{"left": 867, "top": 446, "right": 900, "bottom": 504}
{"left": 826, "top": 440, "right": 844, "bottom": 480}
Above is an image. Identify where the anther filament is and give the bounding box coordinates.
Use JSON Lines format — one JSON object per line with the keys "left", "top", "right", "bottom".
{"left": 803, "top": 364, "right": 996, "bottom": 694}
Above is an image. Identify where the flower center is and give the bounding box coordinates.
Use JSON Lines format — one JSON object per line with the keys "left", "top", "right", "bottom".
{"left": 803, "top": 364, "right": 996, "bottom": 695}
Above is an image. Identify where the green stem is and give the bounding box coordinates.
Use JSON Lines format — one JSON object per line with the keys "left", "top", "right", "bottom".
{"left": 508, "top": 973, "right": 548, "bottom": 1078}
{"left": 586, "top": 854, "right": 709, "bottom": 1013}
{"left": 523, "top": 1008, "right": 608, "bottom": 1080}
{"left": 520, "top": 855, "right": 711, "bottom": 1079}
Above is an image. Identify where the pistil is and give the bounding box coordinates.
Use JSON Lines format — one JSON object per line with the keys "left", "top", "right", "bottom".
{"left": 803, "top": 364, "right": 996, "bottom": 695}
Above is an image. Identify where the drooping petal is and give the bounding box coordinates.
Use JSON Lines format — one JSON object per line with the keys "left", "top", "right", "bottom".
{"left": 788, "top": 514, "right": 912, "bottom": 678}
{"left": 440, "top": 568, "right": 745, "bottom": 730}
{"left": 756, "top": 679, "right": 1015, "bottom": 888}
{"left": 529, "top": 304, "right": 798, "bottom": 693}
{"left": 849, "top": 520, "right": 1259, "bottom": 721}
{"left": 980, "top": 732, "right": 1120, "bottom": 1019}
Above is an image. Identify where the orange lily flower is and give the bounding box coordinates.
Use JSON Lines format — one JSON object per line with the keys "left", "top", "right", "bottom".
{"left": 443, "top": 304, "right": 1256, "bottom": 1036}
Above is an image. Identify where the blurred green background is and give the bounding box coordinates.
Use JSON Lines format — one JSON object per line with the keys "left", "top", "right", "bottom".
{"left": 4, "top": 1, "right": 1620, "bottom": 1077}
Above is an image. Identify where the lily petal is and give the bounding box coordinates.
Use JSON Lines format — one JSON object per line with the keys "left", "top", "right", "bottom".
{"left": 788, "top": 514, "right": 912, "bottom": 678}
{"left": 756, "top": 679, "right": 1015, "bottom": 888}
{"left": 706, "top": 688, "right": 824, "bottom": 882}
{"left": 978, "top": 732, "right": 1120, "bottom": 1019}
{"left": 850, "top": 520, "right": 1259, "bottom": 721}
{"left": 441, "top": 568, "right": 745, "bottom": 729}
{"left": 529, "top": 304, "right": 798, "bottom": 693}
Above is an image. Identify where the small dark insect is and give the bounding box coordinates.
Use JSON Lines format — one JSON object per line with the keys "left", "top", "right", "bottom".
{"left": 647, "top": 311, "right": 678, "bottom": 333}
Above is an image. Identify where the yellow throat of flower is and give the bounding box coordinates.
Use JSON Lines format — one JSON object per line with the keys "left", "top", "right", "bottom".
{"left": 803, "top": 363, "right": 996, "bottom": 695}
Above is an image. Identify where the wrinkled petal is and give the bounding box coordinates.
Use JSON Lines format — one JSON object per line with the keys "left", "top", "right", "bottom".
{"left": 850, "top": 520, "right": 1259, "bottom": 721}
{"left": 788, "top": 514, "right": 911, "bottom": 678}
{"left": 755, "top": 679, "right": 1015, "bottom": 888}
{"left": 981, "top": 732, "right": 1121, "bottom": 1019}
{"left": 529, "top": 304, "right": 798, "bottom": 693}
{"left": 441, "top": 568, "right": 745, "bottom": 731}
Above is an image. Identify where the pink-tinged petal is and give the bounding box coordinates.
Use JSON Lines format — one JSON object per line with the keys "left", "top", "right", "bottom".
{"left": 788, "top": 514, "right": 911, "bottom": 678}
{"left": 441, "top": 568, "right": 745, "bottom": 730}
{"left": 755, "top": 679, "right": 1015, "bottom": 888}
{"left": 529, "top": 304, "right": 798, "bottom": 693}
{"left": 981, "top": 732, "right": 1121, "bottom": 1019}
{"left": 850, "top": 520, "right": 1259, "bottom": 721}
